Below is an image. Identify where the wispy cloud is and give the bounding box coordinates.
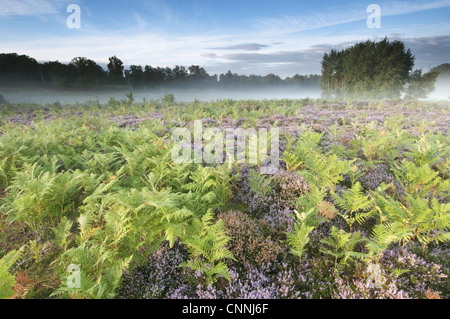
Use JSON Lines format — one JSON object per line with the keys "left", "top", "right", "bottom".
{"left": 253, "top": 0, "right": 450, "bottom": 36}
{"left": 0, "top": 0, "right": 65, "bottom": 16}
{"left": 211, "top": 43, "right": 270, "bottom": 51}
{"left": 133, "top": 13, "right": 147, "bottom": 29}
{"left": 221, "top": 51, "right": 313, "bottom": 63}
{"left": 140, "top": 0, "right": 182, "bottom": 25}
{"left": 396, "top": 34, "right": 450, "bottom": 69}
{"left": 383, "top": 0, "right": 450, "bottom": 16}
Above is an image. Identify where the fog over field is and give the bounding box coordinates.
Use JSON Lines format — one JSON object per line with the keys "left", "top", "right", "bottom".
{"left": 429, "top": 76, "right": 450, "bottom": 100}
{"left": 0, "top": 87, "right": 323, "bottom": 104}
{"left": 2, "top": 82, "right": 449, "bottom": 105}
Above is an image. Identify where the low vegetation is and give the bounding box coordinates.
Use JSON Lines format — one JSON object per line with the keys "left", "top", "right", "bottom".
{"left": 0, "top": 97, "right": 448, "bottom": 299}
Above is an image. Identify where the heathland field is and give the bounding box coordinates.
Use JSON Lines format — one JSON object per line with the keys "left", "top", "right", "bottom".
{"left": 0, "top": 97, "right": 448, "bottom": 299}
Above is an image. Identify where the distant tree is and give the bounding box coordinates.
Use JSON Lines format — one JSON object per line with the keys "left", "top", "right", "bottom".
{"left": 320, "top": 38, "right": 415, "bottom": 99}
{"left": 0, "top": 53, "right": 42, "bottom": 82}
{"left": 70, "top": 57, "right": 106, "bottom": 87}
{"left": 163, "top": 67, "right": 176, "bottom": 83}
{"left": 429, "top": 63, "right": 450, "bottom": 99}
{"left": 143, "top": 65, "right": 164, "bottom": 88}
{"left": 187, "top": 65, "right": 209, "bottom": 87}
{"left": 16, "top": 54, "right": 43, "bottom": 81}
{"left": 107, "top": 56, "right": 124, "bottom": 86}
{"left": 125, "top": 65, "right": 144, "bottom": 88}
{"left": 188, "top": 65, "right": 208, "bottom": 78}
{"left": 262, "top": 73, "right": 281, "bottom": 87}
{"left": 285, "top": 74, "right": 304, "bottom": 87}
{"left": 219, "top": 70, "right": 239, "bottom": 88}
{"left": 404, "top": 69, "right": 439, "bottom": 99}
{"left": 0, "top": 94, "right": 7, "bottom": 104}
{"left": 246, "top": 74, "right": 262, "bottom": 87}
{"left": 431, "top": 63, "right": 450, "bottom": 77}
{"left": 41, "top": 61, "right": 71, "bottom": 86}
{"left": 173, "top": 65, "right": 189, "bottom": 82}
{"left": 307, "top": 74, "right": 320, "bottom": 87}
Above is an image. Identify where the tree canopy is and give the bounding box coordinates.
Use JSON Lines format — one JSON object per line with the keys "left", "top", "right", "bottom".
{"left": 320, "top": 38, "right": 438, "bottom": 99}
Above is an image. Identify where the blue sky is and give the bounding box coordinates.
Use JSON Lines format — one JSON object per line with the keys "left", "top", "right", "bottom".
{"left": 1, "top": 0, "right": 449, "bottom": 77}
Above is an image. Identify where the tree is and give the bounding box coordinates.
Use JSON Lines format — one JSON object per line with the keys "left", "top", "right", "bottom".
{"left": 0, "top": 53, "right": 42, "bottom": 82}
{"left": 41, "top": 61, "right": 76, "bottom": 87}
{"left": 404, "top": 69, "right": 439, "bottom": 99}
{"left": 188, "top": 65, "right": 208, "bottom": 79}
{"left": 173, "top": 65, "right": 188, "bottom": 82}
{"left": 431, "top": 63, "right": 450, "bottom": 77}
{"left": 320, "top": 38, "right": 415, "bottom": 99}
{"left": 41, "top": 61, "right": 66, "bottom": 84}
{"left": 320, "top": 49, "right": 346, "bottom": 98}
{"left": 187, "top": 65, "right": 209, "bottom": 87}
{"left": 70, "top": 57, "right": 106, "bottom": 87}
{"left": 107, "top": 56, "right": 124, "bottom": 86}
{"left": 219, "top": 70, "right": 239, "bottom": 88}
{"left": 430, "top": 63, "right": 450, "bottom": 99}
{"left": 125, "top": 65, "right": 144, "bottom": 88}
{"left": 262, "top": 73, "right": 281, "bottom": 87}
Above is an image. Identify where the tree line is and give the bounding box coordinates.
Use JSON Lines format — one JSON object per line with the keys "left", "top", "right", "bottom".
{"left": 1, "top": 38, "right": 446, "bottom": 99}
{"left": 0, "top": 53, "right": 320, "bottom": 90}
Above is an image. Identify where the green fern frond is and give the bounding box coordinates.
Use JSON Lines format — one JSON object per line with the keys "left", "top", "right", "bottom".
{"left": 52, "top": 216, "right": 74, "bottom": 250}
{"left": 332, "top": 182, "right": 373, "bottom": 231}
{"left": 392, "top": 268, "right": 411, "bottom": 278}
{"left": 0, "top": 247, "right": 24, "bottom": 299}
{"left": 319, "top": 226, "right": 368, "bottom": 269}
{"left": 286, "top": 223, "right": 315, "bottom": 261}
{"left": 393, "top": 160, "right": 445, "bottom": 197}
{"left": 248, "top": 168, "right": 273, "bottom": 197}
{"left": 181, "top": 215, "right": 234, "bottom": 285}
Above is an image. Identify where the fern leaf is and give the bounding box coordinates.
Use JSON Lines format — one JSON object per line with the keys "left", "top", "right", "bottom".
{"left": 52, "top": 216, "right": 74, "bottom": 250}
{"left": 0, "top": 247, "right": 24, "bottom": 299}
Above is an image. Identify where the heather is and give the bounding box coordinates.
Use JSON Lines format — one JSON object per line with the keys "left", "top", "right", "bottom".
{"left": 0, "top": 97, "right": 448, "bottom": 299}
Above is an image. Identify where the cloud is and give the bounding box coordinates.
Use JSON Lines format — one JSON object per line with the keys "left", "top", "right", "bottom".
{"left": 0, "top": 0, "right": 63, "bottom": 16}
{"left": 253, "top": 0, "right": 450, "bottom": 36}
{"left": 133, "top": 13, "right": 147, "bottom": 29}
{"left": 140, "top": 0, "right": 182, "bottom": 25}
{"left": 383, "top": 0, "right": 450, "bottom": 16}
{"left": 202, "top": 53, "right": 218, "bottom": 59}
{"left": 202, "top": 34, "right": 450, "bottom": 77}
{"left": 398, "top": 35, "right": 450, "bottom": 69}
{"left": 221, "top": 51, "right": 315, "bottom": 64}
{"left": 211, "top": 43, "right": 269, "bottom": 51}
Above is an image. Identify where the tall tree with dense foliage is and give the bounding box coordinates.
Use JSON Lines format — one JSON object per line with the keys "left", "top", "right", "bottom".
{"left": 320, "top": 38, "right": 416, "bottom": 99}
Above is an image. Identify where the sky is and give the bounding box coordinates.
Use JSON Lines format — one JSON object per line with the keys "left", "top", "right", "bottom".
{"left": 1, "top": 0, "right": 450, "bottom": 78}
